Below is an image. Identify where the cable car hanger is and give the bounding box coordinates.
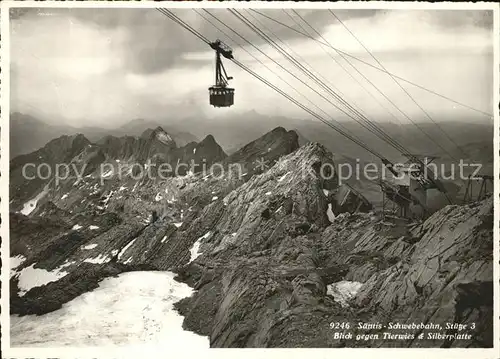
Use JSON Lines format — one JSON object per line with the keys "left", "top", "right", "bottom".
{"left": 209, "top": 39, "right": 235, "bottom": 108}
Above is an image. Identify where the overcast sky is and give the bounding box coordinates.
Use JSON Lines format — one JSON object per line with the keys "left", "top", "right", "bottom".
{"left": 10, "top": 7, "right": 494, "bottom": 128}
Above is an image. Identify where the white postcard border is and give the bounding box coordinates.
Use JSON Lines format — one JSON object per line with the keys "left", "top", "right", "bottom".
{"left": 0, "top": 1, "right": 498, "bottom": 358}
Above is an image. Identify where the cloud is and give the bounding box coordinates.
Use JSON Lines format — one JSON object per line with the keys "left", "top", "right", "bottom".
{"left": 11, "top": 8, "right": 384, "bottom": 75}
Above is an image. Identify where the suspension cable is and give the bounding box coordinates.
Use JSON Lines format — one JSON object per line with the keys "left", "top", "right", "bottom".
{"left": 329, "top": 10, "right": 468, "bottom": 159}
{"left": 251, "top": 9, "right": 493, "bottom": 119}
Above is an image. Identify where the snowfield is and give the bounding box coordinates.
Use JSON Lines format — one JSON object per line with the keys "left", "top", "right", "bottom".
{"left": 15, "top": 264, "right": 68, "bottom": 296}
{"left": 10, "top": 271, "right": 209, "bottom": 348}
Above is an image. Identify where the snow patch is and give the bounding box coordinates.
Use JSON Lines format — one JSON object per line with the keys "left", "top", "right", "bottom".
{"left": 119, "top": 186, "right": 127, "bottom": 192}
{"left": 11, "top": 255, "right": 26, "bottom": 270}
{"left": 10, "top": 255, "right": 27, "bottom": 277}
{"left": 102, "top": 191, "right": 114, "bottom": 207}
{"left": 89, "top": 225, "right": 99, "bottom": 230}
{"left": 72, "top": 224, "right": 83, "bottom": 230}
{"left": 327, "top": 281, "right": 363, "bottom": 308}
{"left": 101, "top": 169, "right": 113, "bottom": 178}
{"left": 278, "top": 173, "right": 289, "bottom": 182}
{"left": 59, "top": 261, "right": 75, "bottom": 269}
{"left": 20, "top": 187, "right": 49, "bottom": 216}
{"left": 82, "top": 244, "right": 98, "bottom": 250}
{"left": 174, "top": 222, "right": 183, "bottom": 228}
{"left": 10, "top": 271, "right": 209, "bottom": 347}
{"left": 155, "top": 193, "right": 163, "bottom": 202}
{"left": 327, "top": 204, "right": 336, "bottom": 223}
{"left": 84, "top": 254, "right": 110, "bottom": 264}
{"left": 189, "top": 232, "right": 211, "bottom": 263}
{"left": 193, "top": 148, "right": 197, "bottom": 154}
{"left": 323, "top": 189, "right": 330, "bottom": 196}
{"left": 61, "top": 194, "right": 69, "bottom": 200}
{"left": 212, "top": 196, "right": 218, "bottom": 201}
{"left": 15, "top": 264, "right": 68, "bottom": 296}
{"left": 118, "top": 239, "right": 137, "bottom": 260}
{"left": 265, "top": 191, "right": 272, "bottom": 196}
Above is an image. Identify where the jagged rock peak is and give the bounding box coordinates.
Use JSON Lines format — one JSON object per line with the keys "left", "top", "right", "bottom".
{"left": 150, "top": 126, "right": 177, "bottom": 147}
{"left": 200, "top": 134, "right": 217, "bottom": 145}
{"left": 139, "top": 126, "right": 177, "bottom": 148}
{"left": 37, "top": 133, "right": 91, "bottom": 159}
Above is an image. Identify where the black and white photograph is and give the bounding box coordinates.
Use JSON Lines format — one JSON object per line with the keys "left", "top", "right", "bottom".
{"left": 1, "top": 2, "right": 498, "bottom": 357}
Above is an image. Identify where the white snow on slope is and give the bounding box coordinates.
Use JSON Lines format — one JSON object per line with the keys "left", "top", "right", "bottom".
{"left": 327, "top": 281, "right": 363, "bottom": 308}
{"left": 11, "top": 255, "right": 26, "bottom": 270}
{"left": 89, "top": 225, "right": 100, "bottom": 230}
{"left": 15, "top": 264, "right": 68, "bottom": 296}
{"left": 82, "top": 244, "right": 98, "bottom": 250}
{"left": 20, "top": 188, "right": 48, "bottom": 216}
{"left": 61, "top": 194, "right": 69, "bottom": 200}
{"left": 10, "top": 271, "right": 209, "bottom": 348}
{"left": 174, "top": 222, "right": 183, "bottom": 228}
{"left": 155, "top": 193, "right": 163, "bottom": 202}
{"left": 278, "top": 173, "right": 289, "bottom": 182}
{"left": 118, "top": 239, "right": 137, "bottom": 260}
{"left": 189, "top": 232, "right": 211, "bottom": 263}
{"left": 10, "top": 255, "right": 27, "bottom": 277}
{"left": 101, "top": 169, "right": 113, "bottom": 178}
{"left": 72, "top": 224, "right": 83, "bottom": 230}
{"left": 84, "top": 254, "right": 110, "bottom": 264}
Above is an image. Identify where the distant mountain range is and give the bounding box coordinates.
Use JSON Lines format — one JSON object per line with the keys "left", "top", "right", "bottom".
{"left": 9, "top": 113, "right": 200, "bottom": 159}
{"left": 10, "top": 111, "right": 493, "bottom": 181}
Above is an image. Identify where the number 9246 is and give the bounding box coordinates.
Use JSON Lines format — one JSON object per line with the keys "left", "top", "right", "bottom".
{"left": 330, "top": 322, "right": 351, "bottom": 329}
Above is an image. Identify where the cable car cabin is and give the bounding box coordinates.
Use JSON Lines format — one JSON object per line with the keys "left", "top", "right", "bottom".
{"left": 209, "top": 86, "right": 234, "bottom": 107}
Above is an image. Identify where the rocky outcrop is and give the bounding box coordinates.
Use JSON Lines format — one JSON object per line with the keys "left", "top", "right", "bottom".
{"left": 329, "top": 184, "right": 373, "bottom": 215}
{"left": 173, "top": 195, "right": 492, "bottom": 348}
{"left": 223, "top": 127, "right": 299, "bottom": 176}
{"left": 10, "top": 134, "right": 91, "bottom": 207}
{"left": 351, "top": 198, "right": 494, "bottom": 347}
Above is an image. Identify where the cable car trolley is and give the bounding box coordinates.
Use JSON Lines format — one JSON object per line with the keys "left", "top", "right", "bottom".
{"left": 209, "top": 39, "right": 234, "bottom": 108}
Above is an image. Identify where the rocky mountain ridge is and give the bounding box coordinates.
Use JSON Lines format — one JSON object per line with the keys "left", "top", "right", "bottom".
{"left": 8, "top": 125, "right": 493, "bottom": 348}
